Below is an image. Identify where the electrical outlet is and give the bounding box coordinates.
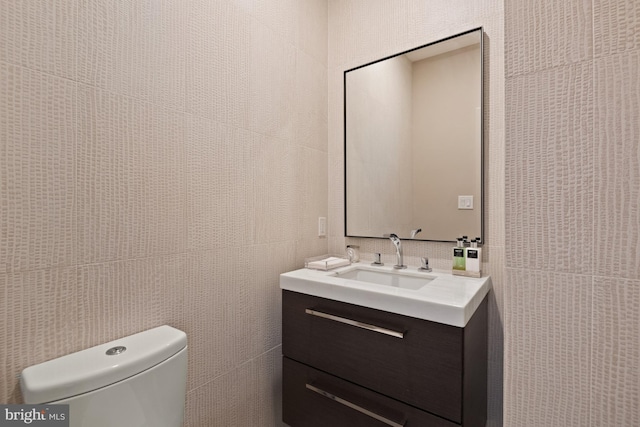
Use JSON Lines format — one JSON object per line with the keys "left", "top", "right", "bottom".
{"left": 318, "top": 217, "right": 327, "bottom": 237}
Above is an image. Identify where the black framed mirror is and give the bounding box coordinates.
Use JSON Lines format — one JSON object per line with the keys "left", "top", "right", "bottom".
{"left": 344, "top": 28, "right": 483, "bottom": 242}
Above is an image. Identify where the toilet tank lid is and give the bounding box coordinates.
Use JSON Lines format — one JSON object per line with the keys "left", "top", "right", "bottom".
{"left": 20, "top": 325, "right": 187, "bottom": 404}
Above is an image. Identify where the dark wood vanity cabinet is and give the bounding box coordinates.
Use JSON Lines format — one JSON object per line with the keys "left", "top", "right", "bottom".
{"left": 282, "top": 290, "right": 488, "bottom": 427}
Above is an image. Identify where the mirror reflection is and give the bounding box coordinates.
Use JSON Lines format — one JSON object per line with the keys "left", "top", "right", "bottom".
{"left": 345, "top": 28, "right": 483, "bottom": 242}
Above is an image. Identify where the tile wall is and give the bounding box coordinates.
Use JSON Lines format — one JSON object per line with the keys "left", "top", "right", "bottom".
{"left": 327, "top": 1, "right": 505, "bottom": 425}
{"left": 505, "top": 0, "right": 639, "bottom": 425}
{"left": 0, "top": 1, "right": 328, "bottom": 425}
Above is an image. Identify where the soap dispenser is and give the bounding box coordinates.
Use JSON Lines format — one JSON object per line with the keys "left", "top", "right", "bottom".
{"left": 452, "top": 237, "right": 466, "bottom": 273}
{"left": 465, "top": 238, "right": 482, "bottom": 278}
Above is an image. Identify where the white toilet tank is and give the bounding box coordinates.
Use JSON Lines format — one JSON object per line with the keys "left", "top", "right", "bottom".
{"left": 20, "top": 325, "right": 187, "bottom": 427}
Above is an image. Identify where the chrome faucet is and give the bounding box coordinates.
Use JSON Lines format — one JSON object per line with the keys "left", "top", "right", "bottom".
{"left": 384, "top": 233, "right": 407, "bottom": 269}
{"left": 410, "top": 228, "right": 422, "bottom": 239}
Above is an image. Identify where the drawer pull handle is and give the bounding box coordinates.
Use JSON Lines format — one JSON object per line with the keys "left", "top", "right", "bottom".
{"left": 306, "top": 384, "right": 406, "bottom": 427}
{"left": 305, "top": 309, "right": 404, "bottom": 339}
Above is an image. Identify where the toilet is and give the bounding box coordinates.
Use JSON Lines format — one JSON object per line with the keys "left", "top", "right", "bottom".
{"left": 20, "top": 325, "right": 187, "bottom": 427}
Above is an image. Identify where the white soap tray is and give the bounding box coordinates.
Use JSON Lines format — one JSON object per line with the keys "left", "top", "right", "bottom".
{"left": 304, "top": 255, "right": 351, "bottom": 271}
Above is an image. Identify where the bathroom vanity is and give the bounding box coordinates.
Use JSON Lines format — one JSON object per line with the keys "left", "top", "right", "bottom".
{"left": 281, "top": 265, "right": 491, "bottom": 427}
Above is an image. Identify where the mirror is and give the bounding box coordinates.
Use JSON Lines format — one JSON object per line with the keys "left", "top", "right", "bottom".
{"left": 345, "top": 28, "right": 483, "bottom": 242}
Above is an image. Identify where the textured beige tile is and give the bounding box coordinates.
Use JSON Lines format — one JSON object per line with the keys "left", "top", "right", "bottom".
{"left": 505, "top": 0, "right": 592, "bottom": 76}
{"left": 254, "top": 0, "right": 297, "bottom": 44}
{"left": 252, "top": 346, "right": 285, "bottom": 427}
{"left": 229, "top": 245, "right": 257, "bottom": 364}
{"left": 78, "top": 0, "right": 186, "bottom": 110}
{"left": 408, "top": 0, "right": 474, "bottom": 40}
{"left": 328, "top": 0, "right": 411, "bottom": 71}
{"left": 407, "top": 0, "right": 500, "bottom": 50}
{"left": 295, "top": 51, "right": 328, "bottom": 153}
{"left": 594, "top": 52, "right": 640, "bottom": 279}
{"left": 228, "top": 128, "right": 257, "bottom": 246}
{"left": 248, "top": 18, "right": 296, "bottom": 140}
{"left": 252, "top": 134, "right": 296, "bottom": 244}
{"left": 76, "top": 86, "right": 186, "bottom": 264}
{"left": 77, "top": 255, "right": 186, "bottom": 350}
{"left": 505, "top": 63, "right": 593, "bottom": 274}
{"left": 409, "top": 0, "right": 502, "bottom": 31}
{"left": 294, "top": 52, "right": 328, "bottom": 239}
{"left": 184, "top": 360, "right": 258, "bottom": 427}
{"left": 0, "top": 0, "right": 77, "bottom": 79}
{"left": 504, "top": 268, "right": 591, "bottom": 427}
{"left": 185, "top": 0, "right": 250, "bottom": 126}
{"left": 0, "top": 268, "right": 78, "bottom": 403}
{"left": 186, "top": 117, "right": 255, "bottom": 251}
{"left": 183, "top": 249, "right": 245, "bottom": 391}
{"left": 226, "top": 0, "right": 256, "bottom": 14}
{"left": 183, "top": 244, "right": 289, "bottom": 390}
{"left": 591, "top": 277, "right": 640, "bottom": 426}
{"left": 184, "top": 346, "right": 284, "bottom": 427}
{"left": 0, "top": 64, "right": 76, "bottom": 273}
{"left": 297, "top": 0, "right": 328, "bottom": 65}
{"left": 246, "top": 244, "right": 295, "bottom": 357}
{"left": 594, "top": 0, "right": 640, "bottom": 57}
{"left": 294, "top": 147, "right": 328, "bottom": 241}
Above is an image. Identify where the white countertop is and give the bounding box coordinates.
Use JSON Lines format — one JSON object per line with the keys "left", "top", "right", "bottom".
{"left": 280, "top": 263, "right": 492, "bottom": 327}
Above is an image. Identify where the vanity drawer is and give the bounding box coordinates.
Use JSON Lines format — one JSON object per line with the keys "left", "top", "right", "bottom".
{"left": 282, "top": 290, "right": 464, "bottom": 423}
{"left": 283, "top": 357, "right": 458, "bottom": 427}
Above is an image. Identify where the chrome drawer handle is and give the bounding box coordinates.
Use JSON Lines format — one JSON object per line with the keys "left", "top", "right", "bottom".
{"left": 305, "top": 309, "right": 404, "bottom": 339}
{"left": 306, "top": 384, "right": 406, "bottom": 427}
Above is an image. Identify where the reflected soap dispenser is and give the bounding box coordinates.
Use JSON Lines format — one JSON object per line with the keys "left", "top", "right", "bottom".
{"left": 346, "top": 245, "right": 360, "bottom": 263}
{"left": 453, "top": 237, "right": 466, "bottom": 273}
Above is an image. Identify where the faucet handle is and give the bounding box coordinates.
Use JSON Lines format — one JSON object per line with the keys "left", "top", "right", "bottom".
{"left": 419, "top": 257, "right": 432, "bottom": 272}
{"left": 371, "top": 253, "right": 384, "bottom": 266}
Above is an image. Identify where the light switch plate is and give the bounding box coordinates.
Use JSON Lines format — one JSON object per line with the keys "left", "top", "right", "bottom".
{"left": 458, "top": 196, "right": 474, "bottom": 210}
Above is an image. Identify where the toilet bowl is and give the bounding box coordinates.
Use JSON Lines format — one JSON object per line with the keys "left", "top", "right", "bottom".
{"left": 20, "top": 325, "right": 187, "bottom": 427}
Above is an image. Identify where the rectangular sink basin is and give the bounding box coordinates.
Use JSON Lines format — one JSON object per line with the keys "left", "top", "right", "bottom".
{"left": 336, "top": 269, "right": 433, "bottom": 290}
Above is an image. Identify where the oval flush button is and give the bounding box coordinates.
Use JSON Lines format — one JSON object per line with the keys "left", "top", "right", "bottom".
{"left": 106, "top": 346, "right": 127, "bottom": 356}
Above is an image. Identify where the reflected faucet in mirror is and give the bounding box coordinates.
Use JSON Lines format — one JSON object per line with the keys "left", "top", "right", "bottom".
{"left": 384, "top": 233, "right": 407, "bottom": 270}
{"left": 410, "top": 228, "right": 422, "bottom": 239}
